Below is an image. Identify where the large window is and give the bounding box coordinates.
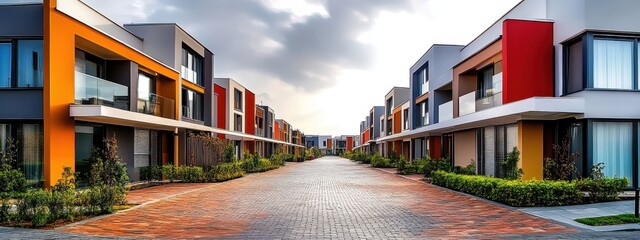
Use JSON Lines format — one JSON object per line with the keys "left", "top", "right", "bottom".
{"left": 234, "top": 114, "right": 242, "bottom": 132}
{"left": 413, "top": 64, "right": 429, "bottom": 96}
{"left": 181, "top": 46, "right": 203, "bottom": 86}
{"left": 592, "top": 122, "right": 633, "bottom": 184}
{"left": 403, "top": 109, "right": 409, "bottom": 130}
{"left": 234, "top": 89, "right": 243, "bottom": 111}
{"left": 477, "top": 65, "right": 495, "bottom": 99}
{"left": 1, "top": 123, "right": 43, "bottom": 187}
{"left": 0, "top": 43, "right": 11, "bottom": 87}
{"left": 17, "top": 40, "right": 43, "bottom": 87}
{"left": 386, "top": 97, "right": 393, "bottom": 116}
{"left": 182, "top": 88, "right": 204, "bottom": 121}
{"left": 565, "top": 34, "right": 640, "bottom": 93}
{"left": 0, "top": 40, "right": 44, "bottom": 88}
{"left": 593, "top": 39, "right": 634, "bottom": 89}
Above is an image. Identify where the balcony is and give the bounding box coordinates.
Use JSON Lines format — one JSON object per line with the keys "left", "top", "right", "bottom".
{"left": 438, "top": 100, "right": 453, "bottom": 123}
{"left": 180, "top": 65, "right": 199, "bottom": 85}
{"left": 74, "top": 71, "right": 129, "bottom": 111}
{"left": 459, "top": 91, "right": 476, "bottom": 116}
{"left": 137, "top": 93, "right": 175, "bottom": 119}
{"left": 255, "top": 128, "right": 265, "bottom": 137}
{"left": 476, "top": 92, "right": 503, "bottom": 112}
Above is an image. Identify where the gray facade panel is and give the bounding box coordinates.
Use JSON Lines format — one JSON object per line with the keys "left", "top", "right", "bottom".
{"left": 0, "top": 4, "right": 43, "bottom": 37}
{"left": 0, "top": 90, "right": 43, "bottom": 119}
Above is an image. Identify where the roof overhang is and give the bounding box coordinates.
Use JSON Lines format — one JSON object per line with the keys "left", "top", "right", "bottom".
{"left": 377, "top": 97, "right": 585, "bottom": 142}
{"left": 70, "top": 105, "right": 305, "bottom": 148}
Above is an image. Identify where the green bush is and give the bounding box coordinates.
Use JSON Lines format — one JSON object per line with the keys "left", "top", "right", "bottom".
{"left": 371, "top": 153, "right": 394, "bottom": 168}
{"left": 398, "top": 157, "right": 430, "bottom": 175}
{"left": 162, "top": 164, "right": 176, "bottom": 182}
{"left": 432, "top": 171, "right": 582, "bottom": 207}
{"left": 502, "top": 147, "right": 523, "bottom": 180}
{"left": 0, "top": 198, "right": 11, "bottom": 222}
{"left": 17, "top": 189, "right": 51, "bottom": 227}
{"left": 176, "top": 166, "right": 205, "bottom": 183}
{"left": 209, "top": 162, "right": 245, "bottom": 182}
{"left": 576, "top": 178, "right": 628, "bottom": 203}
{"left": 85, "top": 184, "right": 127, "bottom": 214}
{"left": 140, "top": 165, "right": 163, "bottom": 182}
{"left": 453, "top": 160, "right": 476, "bottom": 175}
{"left": 0, "top": 169, "right": 27, "bottom": 196}
{"left": 424, "top": 158, "right": 451, "bottom": 177}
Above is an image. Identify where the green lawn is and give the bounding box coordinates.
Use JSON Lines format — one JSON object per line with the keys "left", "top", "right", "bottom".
{"left": 575, "top": 214, "right": 640, "bottom": 226}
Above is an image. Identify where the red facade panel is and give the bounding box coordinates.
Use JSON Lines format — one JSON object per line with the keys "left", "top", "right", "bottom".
{"left": 502, "top": 19, "right": 554, "bottom": 104}
{"left": 245, "top": 90, "right": 256, "bottom": 135}
{"left": 214, "top": 84, "right": 227, "bottom": 139}
{"left": 274, "top": 122, "right": 279, "bottom": 140}
{"left": 346, "top": 137, "right": 353, "bottom": 151}
{"left": 429, "top": 136, "right": 442, "bottom": 160}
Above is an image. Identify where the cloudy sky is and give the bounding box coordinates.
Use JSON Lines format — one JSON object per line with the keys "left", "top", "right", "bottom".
{"left": 84, "top": 0, "right": 521, "bottom": 136}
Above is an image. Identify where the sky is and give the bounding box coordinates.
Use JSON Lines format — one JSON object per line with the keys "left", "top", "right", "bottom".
{"left": 83, "top": 0, "right": 521, "bottom": 136}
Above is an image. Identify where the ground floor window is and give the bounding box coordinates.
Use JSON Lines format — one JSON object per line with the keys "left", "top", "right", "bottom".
{"left": 592, "top": 121, "right": 633, "bottom": 184}
{"left": 0, "top": 122, "right": 43, "bottom": 187}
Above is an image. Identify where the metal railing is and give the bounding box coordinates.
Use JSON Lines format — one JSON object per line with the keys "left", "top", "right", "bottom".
{"left": 74, "top": 71, "right": 129, "bottom": 110}
{"left": 137, "top": 93, "right": 175, "bottom": 119}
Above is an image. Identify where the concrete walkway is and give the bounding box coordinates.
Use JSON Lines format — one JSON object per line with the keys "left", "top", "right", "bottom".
{"left": 519, "top": 200, "right": 640, "bottom": 231}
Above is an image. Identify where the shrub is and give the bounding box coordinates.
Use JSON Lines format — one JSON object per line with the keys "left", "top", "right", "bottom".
{"left": 453, "top": 160, "right": 476, "bottom": 175}
{"left": 424, "top": 158, "right": 451, "bottom": 177}
{"left": 575, "top": 163, "right": 628, "bottom": 203}
{"left": 17, "top": 189, "right": 52, "bottom": 227}
{"left": 432, "top": 171, "right": 582, "bottom": 207}
{"left": 270, "top": 153, "right": 285, "bottom": 166}
{"left": 0, "top": 198, "right": 11, "bottom": 222}
{"left": 398, "top": 157, "right": 430, "bottom": 175}
{"left": 49, "top": 167, "right": 78, "bottom": 221}
{"left": 85, "top": 184, "right": 127, "bottom": 214}
{"left": 176, "top": 165, "right": 205, "bottom": 183}
{"left": 0, "top": 169, "right": 27, "bottom": 196}
{"left": 90, "top": 136, "right": 129, "bottom": 188}
{"left": 162, "top": 164, "right": 176, "bottom": 182}
{"left": 140, "top": 165, "right": 163, "bottom": 182}
{"left": 544, "top": 135, "right": 580, "bottom": 181}
{"left": 502, "top": 147, "right": 523, "bottom": 180}
{"left": 209, "top": 162, "right": 245, "bottom": 182}
{"left": 371, "top": 153, "right": 394, "bottom": 168}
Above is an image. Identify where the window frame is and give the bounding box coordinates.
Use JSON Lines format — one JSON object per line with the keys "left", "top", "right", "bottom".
{"left": 0, "top": 38, "right": 44, "bottom": 89}
{"left": 476, "top": 64, "right": 495, "bottom": 99}
{"left": 181, "top": 45, "right": 204, "bottom": 86}
{"left": 234, "top": 89, "right": 243, "bottom": 111}
{"left": 563, "top": 32, "right": 640, "bottom": 95}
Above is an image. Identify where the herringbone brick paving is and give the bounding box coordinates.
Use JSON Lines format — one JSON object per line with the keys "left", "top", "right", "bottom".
{"left": 1, "top": 156, "right": 640, "bottom": 239}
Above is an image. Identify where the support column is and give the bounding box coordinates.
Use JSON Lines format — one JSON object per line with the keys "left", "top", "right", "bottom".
{"left": 518, "top": 120, "right": 544, "bottom": 180}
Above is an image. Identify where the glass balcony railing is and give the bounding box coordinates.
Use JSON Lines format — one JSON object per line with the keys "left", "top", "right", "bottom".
{"left": 476, "top": 92, "right": 503, "bottom": 112}
{"left": 256, "top": 128, "right": 265, "bottom": 137}
{"left": 137, "top": 93, "right": 175, "bottom": 119}
{"left": 438, "top": 100, "right": 453, "bottom": 123}
{"left": 422, "top": 113, "right": 429, "bottom": 126}
{"left": 459, "top": 91, "right": 476, "bottom": 116}
{"left": 180, "top": 65, "right": 199, "bottom": 85}
{"left": 182, "top": 106, "right": 192, "bottom": 119}
{"left": 75, "top": 71, "right": 129, "bottom": 110}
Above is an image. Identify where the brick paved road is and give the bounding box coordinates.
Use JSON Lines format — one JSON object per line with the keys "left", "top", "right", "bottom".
{"left": 2, "top": 156, "right": 640, "bottom": 239}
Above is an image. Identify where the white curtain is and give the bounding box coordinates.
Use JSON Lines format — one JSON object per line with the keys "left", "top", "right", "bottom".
{"left": 0, "top": 43, "right": 11, "bottom": 87}
{"left": 21, "top": 124, "right": 43, "bottom": 186}
{"left": 593, "top": 122, "right": 633, "bottom": 183}
{"left": 593, "top": 39, "right": 633, "bottom": 89}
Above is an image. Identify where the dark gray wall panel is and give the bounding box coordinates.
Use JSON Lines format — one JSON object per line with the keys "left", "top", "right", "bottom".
{"left": 0, "top": 90, "right": 43, "bottom": 119}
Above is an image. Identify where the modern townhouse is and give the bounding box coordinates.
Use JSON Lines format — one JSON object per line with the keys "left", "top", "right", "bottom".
{"left": 376, "top": 0, "right": 640, "bottom": 185}
{"left": 368, "top": 106, "right": 385, "bottom": 155}
{"left": 305, "top": 135, "right": 319, "bottom": 148}
{"left": 354, "top": 118, "right": 370, "bottom": 153}
{"left": 0, "top": 0, "right": 306, "bottom": 188}
{"left": 381, "top": 87, "right": 410, "bottom": 157}
{"left": 332, "top": 135, "right": 354, "bottom": 156}
{"left": 292, "top": 129, "right": 303, "bottom": 156}
{"left": 213, "top": 78, "right": 256, "bottom": 159}
{"left": 257, "top": 105, "right": 276, "bottom": 157}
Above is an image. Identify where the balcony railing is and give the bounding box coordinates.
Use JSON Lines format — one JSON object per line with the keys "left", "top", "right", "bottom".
{"left": 180, "top": 65, "right": 199, "bottom": 85}
{"left": 476, "top": 92, "right": 503, "bottom": 112}
{"left": 137, "top": 93, "right": 175, "bottom": 119}
{"left": 182, "top": 106, "right": 192, "bottom": 119}
{"left": 459, "top": 91, "right": 476, "bottom": 116}
{"left": 75, "top": 71, "right": 129, "bottom": 110}
{"left": 255, "top": 128, "right": 265, "bottom": 137}
{"left": 438, "top": 100, "right": 453, "bottom": 123}
{"left": 422, "top": 112, "right": 429, "bottom": 126}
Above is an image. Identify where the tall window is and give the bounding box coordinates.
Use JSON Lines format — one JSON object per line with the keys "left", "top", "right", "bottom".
{"left": 181, "top": 46, "right": 203, "bottom": 86}
{"left": 477, "top": 65, "right": 495, "bottom": 99}
{"left": 182, "top": 88, "right": 204, "bottom": 121}
{"left": 17, "top": 40, "right": 43, "bottom": 87}
{"left": 403, "top": 109, "right": 409, "bottom": 130}
{"left": 1, "top": 123, "right": 43, "bottom": 187}
{"left": 421, "top": 101, "right": 428, "bottom": 126}
{"left": 0, "top": 43, "right": 12, "bottom": 87}
{"left": 234, "top": 89, "right": 243, "bottom": 111}
{"left": 592, "top": 122, "right": 633, "bottom": 184}
{"left": 234, "top": 114, "right": 242, "bottom": 132}
{"left": 565, "top": 40, "right": 583, "bottom": 95}
{"left": 386, "top": 97, "right": 393, "bottom": 116}
{"left": 323, "top": 140, "right": 326, "bottom": 147}
{"left": 593, "top": 39, "right": 634, "bottom": 89}
{"left": 380, "top": 119, "right": 384, "bottom": 134}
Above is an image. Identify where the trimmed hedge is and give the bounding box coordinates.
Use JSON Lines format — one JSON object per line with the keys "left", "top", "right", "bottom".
{"left": 432, "top": 171, "right": 582, "bottom": 207}
{"left": 575, "top": 177, "right": 628, "bottom": 203}
{"left": 208, "top": 162, "right": 245, "bottom": 182}
{"left": 370, "top": 154, "right": 393, "bottom": 168}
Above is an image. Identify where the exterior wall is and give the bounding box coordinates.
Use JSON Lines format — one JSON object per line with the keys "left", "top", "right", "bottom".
{"left": 429, "top": 136, "right": 442, "bottom": 159}
{"left": 370, "top": 106, "right": 384, "bottom": 140}
{"left": 214, "top": 84, "right": 227, "bottom": 138}
{"left": 346, "top": 136, "right": 353, "bottom": 151}
{"left": 245, "top": 90, "right": 255, "bottom": 135}
{"left": 518, "top": 121, "right": 544, "bottom": 180}
{"left": 453, "top": 129, "right": 476, "bottom": 167}
{"left": 392, "top": 108, "right": 401, "bottom": 134}
{"left": 274, "top": 121, "right": 279, "bottom": 140}
{"left": 502, "top": 20, "right": 554, "bottom": 104}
